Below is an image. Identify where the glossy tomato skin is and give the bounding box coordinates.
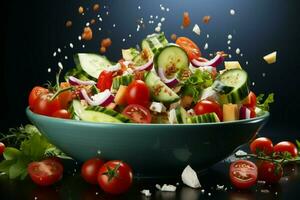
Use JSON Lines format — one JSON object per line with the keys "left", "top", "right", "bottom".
{"left": 125, "top": 80, "right": 150, "bottom": 108}
{"left": 176, "top": 37, "right": 201, "bottom": 60}
{"left": 194, "top": 100, "right": 223, "bottom": 121}
{"left": 58, "top": 82, "right": 74, "bottom": 109}
{"left": 243, "top": 91, "right": 257, "bottom": 108}
{"left": 122, "top": 104, "right": 152, "bottom": 123}
{"left": 81, "top": 158, "right": 105, "bottom": 185}
{"left": 51, "top": 109, "right": 71, "bottom": 119}
{"left": 97, "top": 160, "right": 133, "bottom": 195}
{"left": 257, "top": 161, "right": 283, "bottom": 183}
{"left": 250, "top": 137, "right": 274, "bottom": 155}
{"left": 229, "top": 160, "right": 258, "bottom": 189}
{"left": 274, "top": 141, "right": 298, "bottom": 157}
{"left": 97, "top": 71, "right": 113, "bottom": 92}
{"left": 31, "top": 94, "right": 61, "bottom": 116}
{"left": 0, "top": 142, "right": 5, "bottom": 155}
{"left": 28, "top": 159, "right": 63, "bottom": 186}
{"left": 29, "top": 86, "right": 49, "bottom": 109}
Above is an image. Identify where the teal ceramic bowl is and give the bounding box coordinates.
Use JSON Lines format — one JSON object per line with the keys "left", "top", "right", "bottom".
{"left": 26, "top": 107, "right": 269, "bottom": 177}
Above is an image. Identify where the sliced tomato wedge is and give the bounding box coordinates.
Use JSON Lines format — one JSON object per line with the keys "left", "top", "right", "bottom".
{"left": 28, "top": 159, "right": 63, "bottom": 186}
{"left": 122, "top": 104, "right": 151, "bottom": 123}
{"left": 176, "top": 37, "right": 201, "bottom": 60}
{"left": 229, "top": 160, "right": 258, "bottom": 189}
{"left": 97, "top": 70, "right": 114, "bottom": 92}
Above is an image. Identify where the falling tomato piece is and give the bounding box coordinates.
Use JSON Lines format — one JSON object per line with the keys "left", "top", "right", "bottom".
{"left": 182, "top": 12, "right": 191, "bottom": 28}
{"left": 93, "top": 4, "right": 100, "bottom": 12}
{"left": 171, "top": 34, "right": 177, "bottom": 41}
{"left": 101, "top": 38, "right": 112, "bottom": 48}
{"left": 78, "top": 6, "right": 84, "bottom": 14}
{"left": 100, "top": 46, "right": 106, "bottom": 54}
{"left": 82, "top": 27, "right": 93, "bottom": 41}
{"left": 90, "top": 19, "right": 96, "bottom": 25}
{"left": 202, "top": 16, "right": 211, "bottom": 24}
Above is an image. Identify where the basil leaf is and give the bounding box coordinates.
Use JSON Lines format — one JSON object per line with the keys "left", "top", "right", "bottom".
{"left": 8, "top": 158, "right": 28, "bottom": 179}
{"left": 3, "top": 147, "right": 21, "bottom": 160}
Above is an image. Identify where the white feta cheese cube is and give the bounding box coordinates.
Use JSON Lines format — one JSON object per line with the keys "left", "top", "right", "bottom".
{"left": 150, "top": 102, "right": 167, "bottom": 113}
{"left": 181, "top": 165, "right": 201, "bottom": 188}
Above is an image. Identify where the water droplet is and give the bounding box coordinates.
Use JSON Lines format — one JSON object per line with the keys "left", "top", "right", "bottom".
{"left": 204, "top": 43, "right": 208, "bottom": 50}
{"left": 78, "top": 36, "right": 82, "bottom": 41}
{"left": 58, "top": 62, "right": 63, "bottom": 69}
{"left": 227, "top": 40, "right": 231, "bottom": 45}
{"left": 57, "top": 48, "right": 61, "bottom": 53}
{"left": 228, "top": 34, "right": 233, "bottom": 40}
{"left": 47, "top": 68, "right": 51, "bottom": 73}
{"left": 252, "top": 82, "right": 255, "bottom": 86}
{"left": 53, "top": 52, "right": 57, "bottom": 57}
{"left": 97, "top": 150, "right": 101, "bottom": 155}
{"left": 246, "top": 61, "right": 249, "bottom": 65}
{"left": 230, "top": 9, "right": 236, "bottom": 15}
{"left": 235, "top": 48, "right": 241, "bottom": 54}
{"left": 262, "top": 72, "right": 266, "bottom": 77}
{"left": 69, "top": 43, "right": 74, "bottom": 48}
{"left": 228, "top": 46, "right": 231, "bottom": 50}
{"left": 138, "top": 6, "right": 141, "bottom": 10}
{"left": 207, "top": 34, "right": 210, "bottom": 38}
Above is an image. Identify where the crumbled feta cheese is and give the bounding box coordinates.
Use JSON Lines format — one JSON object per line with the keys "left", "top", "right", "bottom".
{"left": 235, "top": 150, "right": 247, "bottom": 156}
{"left": 150, "top": 102, "right": 167, "bottom": 113}
{"left": 192, "top": 24, "right": 201, "bottom": 36}
{"left": 187, "top": 109, "right": 195, "bottom": 116}
{"left": 200, "top": 87, "right": 219, "bottom": 101}
{"left": 228, "top": 54, "right": 232, "bottom": 58}
{"left": 64, "top": 56, "right": 68, "bottom": 60}
{"left": 158, "top": 22, "right": 162, "bottom": 27}
{"left": 78, "top": 36, "right": 82, "bottom": 40}
{"left": 122, "top": 38, "right": 126, "bottom": 42}
{"left": 155, "top": 26, "right": 161, "bottom": 32}
{"left": 160, "top": 184, "right": 176, "bottom": 192}
{"left": 166, "top": 8, "right": 170, "bottom": 12}
{"left": 86, "top": 22, "right": 90, "bottom": 27}
{"left": 257, "top": 180, "right": 266, "bottom": 185}
{"left": 208, "top": 192, "right": 211, "bottom": 196}
{"left": 140, "top": 189, "right": 152, "bottom": 197}
{"left": 261, "top": 189, "right": 270, "bottom": 193}
{"left": 204, "top": 43, "right": 208, "bottom": 50}
{"left": 263, "top": 51, "right": 277, "bottom": 64}
{"left": 181, "top": 165, "right": 201, "bottom": 188}
{"left": 230, "top": 9, "right": 235, "bottom": 15}
{"left": 246, "top": 61, "right": 249, "bottom": 65}
{"left": 252, "top": 82, "right": 255, "bottom": 86}
{"left": 228, "top": 46, "right": 231, "bottom": 50}
{"left": 216, "top": 184, "right": 224, "bottom": 190}
{"left": 155, "top": 184, "right": 161, "bottom": 190}
{"left": 168, "top": 109, "right": 177, "bottom": 124}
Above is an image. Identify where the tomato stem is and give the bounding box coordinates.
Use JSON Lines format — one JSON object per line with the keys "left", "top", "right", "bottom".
{"left": 50, "top": 87, "right": 73, "bottom": 101}
{"left": 235, "top": 153, "right": 300, "bottom": 164}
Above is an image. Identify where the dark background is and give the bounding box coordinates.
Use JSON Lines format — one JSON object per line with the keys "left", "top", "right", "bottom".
{"left": 2, "top": 0, "right": 300, "bottom": 134}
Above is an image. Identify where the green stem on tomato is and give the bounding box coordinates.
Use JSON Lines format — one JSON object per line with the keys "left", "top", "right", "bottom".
{"left": 55, "top": 68, "right": 62, "bottom": 91}
{"left": 50, "top": 86, "right": 73, "bottom": 101}
{"left": 0, "top": 134, "right": 27, "bottom": 142}
{"left": 235, "top": 153, "right": 300, "bottom": 165}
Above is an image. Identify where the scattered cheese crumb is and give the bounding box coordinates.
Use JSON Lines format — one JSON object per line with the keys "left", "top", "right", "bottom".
{"left": 155, "top": 26, "right": 161, "bottom": 32}
{"left": 262, "top": 72, "right": 266, "bottom": 77}
{"left": 57, "top": 48, "right": 61, "bottom": 53}
{"left": 192, "top": 24, "right": 201, "bottom": 36}
{"left": 261, "top": 189, "right": 270, "bottom": 193}
{"left": 160, "top": 184, "right": 177, "bottom": 192}
{"left": 201, "top": 189, "right": 205, "bottom": 194}
{"left": 64, "top": 56, "right": 68, "bottom": 60}
{"left": 230, "top": 9, "right": 235, "bottom": 15}
{"left": 53, "top": 52, "right": 57, "bottom": 57}
{"left": 166, "top": 8, "right": 170, "bottom": 12}
{"left": 181, "top": 165, "right": 201, "bottom": 188}
{"left": 246, "top": 61, "right": 249, "bottom": 65}
{"left": 228, "top": 46, "right": 231, "bottom": 50}
{"left": 208, "top": 192, "right": 211, "bottom": 196}
{"left": 140, "top": 189, "right": 152, "bottom": 197}
{"left": 113, "top": 24, "right": 116, "bottom": 28}
{"left": 161, "top": 17, "right": 165, "bottom": 22}
{"left": 150, "top": 102, "right": 167, "bottom": 113}
{"left": 224, "top": 61, "right": 242, "bottom": 70}
{"left": 235, "top": 150, "right": 247, "bottom": 156}
{"left": 122, "top": 38, "right": 126, "bottom": 42}
{"left": 216, "top": 184, "right": 224, "bottom": 190}
{"left": 263, "top": 51, "right": 277, "bottom": 64}
{"left": 235, "top": 48, "right": 241, "bottom": 54}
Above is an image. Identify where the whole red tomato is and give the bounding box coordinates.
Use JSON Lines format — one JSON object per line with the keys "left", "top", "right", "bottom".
{"left": 31, "top": 93, "right": 61, "bottom": 116}
{"left": 243, "top": 91, "right": 257, "bottom": 109}
{"left": 194, "top": 100, "right": 223, "bottom": 121}
{"left": 229, "top": 160, "right": 258, "bottom": 189}
{"left": 0, "top": 142, "right": 5, "bottom": 155}
{"left": 274, "top": 141, "right": 298, "bottom": 157}
{"left": 28, "top": 86, "right": 48, "bottom": 109}
{"left": 81, "top": 158, "right": 105, "bottom": 185}
{"left": 28, "top": 158, "right": 63, "bottom": 186}
{"left": 58, "top": 82, "right": 74, "bottom": 109}
{"left": 97, "top": 71, "right": 113, "bottom": 92}
{"left": 250, "top": 137, "right": 274, "bottom": 155}
{"left": 51, "top": 109, "right": 71, "bottom": 119}
{"left": 126, "top": 80, "right": 150, "bottom": 108}
{"left": 257, "top": 161, "right": 283, "bottom": 183}
{"left": 97, "top": 160, "right": 133, "bottom": 195}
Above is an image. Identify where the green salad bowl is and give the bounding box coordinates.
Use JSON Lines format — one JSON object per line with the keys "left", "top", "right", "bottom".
{"left": 26, "top": 107, "right": 269, "bottom": 177}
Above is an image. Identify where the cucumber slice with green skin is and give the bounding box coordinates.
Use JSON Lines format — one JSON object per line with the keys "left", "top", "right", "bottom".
{"left": 112, "top": 74, "right": 134, "bottom": 90}
{"left": 69, "top": 100, "right": 86, "bottom": 120}
{"left": 122, "top": 48, "right": 139, "bottom": 61}
{"left": 144, "top": 72, "right": 180, "bottom": 103}
{"left": 217, "top": 69, "right": 249, "bottom": 104}
{"left": 212, "top": 80, "right": 234, "bottom": 94}
{"left": 90, "top": 85, "right": 100, "bottom": 95}
{"left": 85, "top": 106, "right": 130, "bottom": 123}
{"left": 64, "top": 68, "right": 92, "bottom": 81}
{"left": 74, "top": 53, "right": 112, "bottom": 80}
{"left": 175, "top": 106, "right": 188, "bottom": 124}
{"left": 154, "top": 44, "right": 189, "bottom": 79}
{"left": 187, "top": 112, "right": 220, "bottom": 123}
{"left": 142, "top": 33, "right": 168, "bottom": 58}
{"left": 132, "top": 54, "right": 148, "bottom": 66}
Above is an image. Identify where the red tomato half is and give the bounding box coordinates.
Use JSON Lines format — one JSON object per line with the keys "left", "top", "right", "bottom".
{"left": 51, "top": 109, "right": 71, "bottom": 119}
{"left": 97, "top": 160, "right": 133, "bottom": 195}
{"left": 194, "top": 100, "right": 223, "bottom": 121}
{"left": 229, "top": 160, "right": 258, "bottom": 189}
{"left": 31, "top": 94, "right": 61, "bottom": 116}
{"left": 97, "top": 71, "right": 113, "bottom": 92}
{"left": 122, "top": 104, "right": 152, "bottom": 123}
{"left": 176, "top": 37, "right": 201, "bottom": 60}
{"left": 257, "top": 161, "right": 283, "bottom": 183}
{"left": 243, "top": 91, "right": 257, "bottom": 109}
{"left": 125, "top": 80, "right": 150, "bottom": 108}
{"left": 28, "top": 159, "right": 63, "bottom": 186}
{"left": 81, "top": 158, "right": 105, "bottom": 185}
{"left": 274, "top": 141, "right": 298, "bottom": 157}
{"left": 28, "top": 86, "right": 48, "bottom": 109}
{"left": 250, "top": 137, "right": 273, "bottom": 155}
{"left": 0, "top": 142, "right": 5, "bottom": 155}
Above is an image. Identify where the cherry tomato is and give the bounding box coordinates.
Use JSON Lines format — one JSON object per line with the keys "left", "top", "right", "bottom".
{"left": 250, "top": 137, "right": 273, "bottom": 155}
{"left": 31, "top": 93, "right": 61, "bottom": 116}
{"left": 125, "top": 80, "right": 150, "bottom": 107}
{"left": 28, "top": 159, "right": 63, "bottom": 186}
{"left": 122, "top": 104, "right": 152, "bottom": 123}
{"left": 176, "top": 37, "right": 201, "bottom": 60}
{"left": 257, "top": 161, "right": 283, "bottom": 183}
{"left": 0, "top": 142, "right": 5, "bottom": 155}
{"left": 274, "top": 141, "right": 298, "bottom": 157}
{"left": 194, "top": 100, "right": 223, "bottom": 121}
{"left": 81, "top": 158, "right": 105, "bottom": 185}
{"left": 28, "top": 86, "right": 48, "bottom": 109}
{"left": 97, "top": 160, "right": 133, "bottom": 195}
{"left": 51, "top": 109, "right": 71, "bottom": 119}
{"left": 243, "top": 91, "right": 257, "bottom": 109}
{"left": 229, "top": 160, "right": 258, "bottom": 189}
{"left": 97, "top": 71, "right": 113, "bottom": 92}
{"left": 58, "top": 82, "right": 74, "bottom": 109}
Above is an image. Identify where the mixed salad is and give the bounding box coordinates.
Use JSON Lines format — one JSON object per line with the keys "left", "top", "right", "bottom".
{"left": 28, "top": 33, "right": 273, "bottom": 124}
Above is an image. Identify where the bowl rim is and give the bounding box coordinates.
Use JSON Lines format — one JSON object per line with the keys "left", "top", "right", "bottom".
{"left": 26, "top": 107, "right": 269, "bottom": 127}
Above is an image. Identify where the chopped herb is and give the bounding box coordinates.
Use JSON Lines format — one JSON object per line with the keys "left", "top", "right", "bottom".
{"left": 256, "top": 93, "right": 274, "bottom": 111}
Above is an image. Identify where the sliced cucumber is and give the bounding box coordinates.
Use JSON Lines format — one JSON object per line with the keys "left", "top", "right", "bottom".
{"left": 145, "top": 72, "right": 180, "bottom": 103}
{"left": 84, "top": 106, "right": 130, "bottom": 123}
{"left": 175, "top": 106, "right": 188, "bottom": 124}
{"left": 122, "top": 48, "right": 139, "bottom": 61}
{"left": 154, "top": 44, "right": 189, "bottom": 79}
{"left": 132, "top": 54, "right": 148, "bottom": 66}
{"left": 187, "top": 112, "right": 220, "bottom": 123}
{"left": 90, "top": 85, "right": 100, "bottom": 95}
{"left": 74, "top": 53, "right": 112, "bottom": 80}
{"left": 142, "top": 33, "right": 168, "bottom": 58}
{"left": 212, "top": 80, "right": 234, "bottom": 94}
{"left": 217, "top": 69, "right": 249, "bottom": 104}
{"left": 64, "top": 68, "right": 91, "bottom": 81}
{"left": 112, "top": 74, "right": 134, "bottom": 90}
{"left": 69, "top": 100, "right": 86, "bottom": 120}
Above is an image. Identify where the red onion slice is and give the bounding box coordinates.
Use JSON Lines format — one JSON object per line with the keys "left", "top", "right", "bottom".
{"left": 191, "top": 54, "right": 224, "bottom": 68}
{"left": 68, "top": 76, "right": 96, "bottom": 86}
{"left": 134, "top": 59, "right": 153, "bottom": 71}
{"left": 106, "top": 63, "right": 121, "bottom": 72}
{"left": 157, "top": 68, "right": 179, "bottom": 88}
{"left": 240, "top": 106, "right": 251, "bottom": 119}
{"left": 80, "top": 89, "right": 114, "bottom": 106}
